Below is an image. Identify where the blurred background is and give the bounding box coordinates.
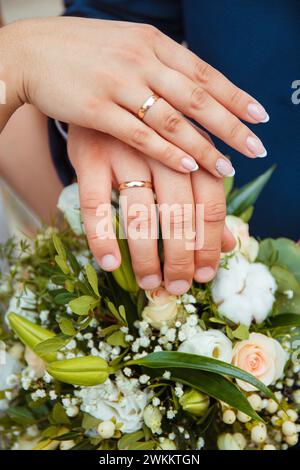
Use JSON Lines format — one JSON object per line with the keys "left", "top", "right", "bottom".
{"left": 0, "top": 1, "right": 63, "bottom": 243}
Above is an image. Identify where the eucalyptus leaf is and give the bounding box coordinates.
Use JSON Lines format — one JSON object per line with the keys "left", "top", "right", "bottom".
{"left": 258, "top": 238, "right": 300, "bottom": 283}
{"left": 265, "top": 314, "right": 300, "bottom": 329}
{"left": 232, "top": 324, "right": 249, "bottom": 340}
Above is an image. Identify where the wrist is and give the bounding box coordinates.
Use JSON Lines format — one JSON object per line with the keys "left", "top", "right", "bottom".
{"left": 0, "top": 21, "right": 30, "bottom": 130}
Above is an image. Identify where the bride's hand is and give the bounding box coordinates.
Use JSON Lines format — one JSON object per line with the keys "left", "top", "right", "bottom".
{"left": 1, "top": 17, "right": 267, "bottom": 179}
{"left": 68, "top": 125, "right": 235, "bottom": 295}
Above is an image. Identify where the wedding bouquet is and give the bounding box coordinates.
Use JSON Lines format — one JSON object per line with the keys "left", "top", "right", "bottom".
{"left": 0, "top": 167, "right": 299, "bottom": 451}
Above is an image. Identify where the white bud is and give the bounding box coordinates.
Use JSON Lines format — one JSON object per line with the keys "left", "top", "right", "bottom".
{"left": 266, "top": 399, "right": 278, "bottom": 414}
{"left": 285, "top": 434, "right": 298, "bottom": 447}
{"left": 282, "top": 421, "right": 297, "bottom": 437}
{"left": 263, "top": 444, "right": 276, "bottom": 450}
{"left": 233, "top": 433, "right": 247, "bottom": 450}
{"left": 97, "top": 421, "right": 115, "bottom": 439}
{"left": 222, "top": 409, "right": 236, "bottom": 424}
{"left": 292, "top": 389, "right": 300, "bottom": 404}
{"left": 286, "top": 409, "right": 298, "bottom": 422}
{"left": 60, "top": 440, "right": 75, "bottom": 450}
{"left": 237, "top": 411, "right": 251, "bottom": 423}
{"left": 66, "top": 405, "right": 79, "bottom": 417}
{"left": 159, "top": 438, "right": 177, "bottom": 450}
{"left": 251, "top": 423, "right": 267, "bottom": 444}
{"left": 247, "top": 394, "right": 262, "bottom": 411}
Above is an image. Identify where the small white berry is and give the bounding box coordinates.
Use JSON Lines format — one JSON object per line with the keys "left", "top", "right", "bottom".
{"left": 66, "top": 405, "right": 79, "bottom": 417}
{"left": 247, "top": 394, "right": 262, "bottom": 411}
{"left": 237, "top": 411, "right": 251, "bottom": 423}
{"left": 60, "top": 440, "right": 75, "bottom": 450}
{"left": 286, "top": 409, "right": 298, "bottom": 422}
{"left": 282, "top": 420, "right": 297, "bottom": 437}
{"left": 266, "top": 399, "right": 278, "bottom": 414}
{"left": 285, "top": 434, "right": 298, "bottom": 447}
{"left": 222, "top": 409, "right": 236, "bottom": 424}
{"left": 97, "top": 421, "right": 115, "bottom": 439}
{"left": 263, "top": 444, "right": 276, "bottom": 450}
{"left": 251, "top": 423, "right": 267, "bottom": 444}
{"left": 233, "top": 433, "right": 247, "bottom": 450}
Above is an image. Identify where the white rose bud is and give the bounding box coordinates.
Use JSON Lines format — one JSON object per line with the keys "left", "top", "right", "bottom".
{"left": 224, "top": 216, "right": 259, "bottom": 262}
{"left": 97, "top": 421, "right": 115, "bottom": 439}
{"left": 142, "top": 287, "right": 178, "bottom": 329}
{"left": 159, "top": 438, "right": 177, "bottom": 450}
{"left": 60, "top": 440, "right": 75, "bottom": 450}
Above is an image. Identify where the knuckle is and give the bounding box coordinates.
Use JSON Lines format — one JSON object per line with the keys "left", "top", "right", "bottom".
{"left": 133, "top": 255, "right": 157, "bottom": 273}
{"left": 129, "top": 127, "right": 149, "bottom": 148}
{"left": 228, "top": 120, "right": 244, "bottom": 140}
{"left": 198, "top": 143, "right": 216, "bottom": 165}
{"left": 190, "top": 87, "right": 208, "bottom": 111}
{"left": 120, "top": 47, "right": 144, "bottom": 65}
{"left": 162, "top": 111, "right": 182, "bottom": 133}
{"left": 139, "top": 23, "right": 160, "bottom": 40}
{"left": 194, "top": 61, "right": 211, "bottom": 85}
{"left": 168, "top": 257, "right": 193, "bottom": 275}
{"left": 230, "top": 88, "right": 245, "bottom": 107}
{"left": 161, "top": 145, "right": 175, "bottom": 164}
{"left": 204, "top": 201, "right": 226, "bottom": 223}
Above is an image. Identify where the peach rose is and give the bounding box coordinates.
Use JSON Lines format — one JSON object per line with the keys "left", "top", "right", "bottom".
{"left": 225, "top": 215, "right": 259, "bottom": 262}
{"left": 24, "top": 347, "right": 46, "bottom": 378}
{"left": 142, "top": 286, "right": 178, "bottom": 329}
{"left": 232, "top": 333, "right": 287, "bottom": 391}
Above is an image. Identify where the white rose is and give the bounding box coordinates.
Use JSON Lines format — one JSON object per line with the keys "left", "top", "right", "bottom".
{"left": 76, "top": 376, "right": 149, "bottom": 434}
{"left": 142, "top": 287, "right": 178, "bottom": 329}
{"left": 143, "top": 405, "right": 163, "bottom": 434}
{"left": 212, "top": 254, "right": 277, "bottom": 326}
{"left": 232, "top": 333, "right": 288, "bottom": 392}
{"left": 225, "top": 215, "right": 259, "bottom": 262}
{"left": 178, "top": 329, "right": 233, "bottom": 363}
{"left": 57, "top": 183, "right": 84, "bottom": 236}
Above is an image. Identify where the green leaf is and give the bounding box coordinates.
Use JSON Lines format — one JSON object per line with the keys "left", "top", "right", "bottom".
{"left": 168, "top": 368, "right": 262, "bottom": 422}
{"left": 51, "top": 275, "right": 67, "bottom": 286}
{"left": 232, "top": 324, "right": 249, "bottom": 340}
{"left": 107, "top": 301, "right": 127, "bottom": 325}
{"left": 51, "top": 403, "right": 70, "bottom": 425}
{"left": 227, "top": 165, "right": 275, "bottom": 216}
{"left": 59, "top": 318, "right": 76, "bottom": 336}
{"left": 265, "top": 314, "right": 300, "bottom": 329}
{"left": 54, "top": 292, "right": 76, "bottom": 305}
{"left": 132, "top": 352, "right": 275, "bottom": 400}
{"left": 129, "top": 441, "right": 156, "bottom": 450}
{"left": 52, "top": 234, "right": 66, "bottom": 259}
{"left": 67, "top": 251, "right": 81, "bottom": 276}
{"left": 69, "top": 295, "right": 99, "bottom": 316}
{"left": 270, "top": 265, "right": 300, "bottom": 295}
{"left": 224, "top": 176, "right": 234, "bottom": 198}
{"left": 82, "top": 413, "right": 101, "bottom": 431}
{"left": 53, "top": 432, "right": 82, "bottom": 441}
{"left": 106, "top": 331, "right": 127, "bottom": 348}
{"left": 239, "top": 206, "right": 254, "bottom": 223}
{"left": 118, "top": 431, "right": 145, "bottom": 450}
{"left": 34, "top": 334, "right": 73, "bottom": 361}
{"left": 7, "top": 406, "right": 35, "bottom": 425}
{"left": 258, "top": 238, "right": 300, "bottom": 283}
{"left": 55, "top": 255, "right": 69, "bottom": 275}
{"left": 85, "top": 264, "right": 100, "bottom": 297}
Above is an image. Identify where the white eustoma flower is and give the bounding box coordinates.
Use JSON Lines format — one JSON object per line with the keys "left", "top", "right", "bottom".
{"left": 5, "top": 286, "right": 37, "bottom": 323}
{"left": 76, "top": 374, "right": 149, "bottom": 433}
{"left": 178, "top": 329, "right": 233, "bottom": 363}
{"left": 0, "top": 344, "right": 22, "bottom": 410}
{"left": 225, "top": 215, "right": 259, "bottom": 262}
{"left": 212, "top": 254, "right": 277, "bottom": 326}
{"left": 57, "top": 183, "right": 84, "bottom": 236}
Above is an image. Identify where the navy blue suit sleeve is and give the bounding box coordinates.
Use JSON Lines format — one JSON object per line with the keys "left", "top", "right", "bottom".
{"left": 63, "top": 0, "right": 184, "bottom": 43}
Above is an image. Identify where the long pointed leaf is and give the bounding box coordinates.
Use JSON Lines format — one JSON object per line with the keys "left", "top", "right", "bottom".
{"left": 133, "top": 351, "right": 275, "bottom": 400}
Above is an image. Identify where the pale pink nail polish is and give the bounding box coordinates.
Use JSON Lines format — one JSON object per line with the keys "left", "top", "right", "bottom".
{"left": 216, "top": 159, "right": 235, "bottom": 177}
{"left": 167, "top": 280, "right": 190, "bottom": 295}
{"left": 195, "top": 267, "right": 215, "bottom": 283}
{"left": 99, "top": 254, "right": 119, "bottom": 271}
{"left": 247, "top": 103, "right": 269, "bottom": 123}
{"left": 181, "top": 157, "right": 199, "bottom": 172}
{"left": 138, "top": 275, "right": 161, "bottom": 290}
{"left": 246, "top": 136, "right": 267, "bottom": 158}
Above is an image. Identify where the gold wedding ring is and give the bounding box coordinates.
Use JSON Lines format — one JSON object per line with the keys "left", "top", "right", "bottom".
{"left": 118, "top": 181, "right": 153, "bottom": 191}
{"left": 138, "top": 94, "right": 160, "bottom": 120}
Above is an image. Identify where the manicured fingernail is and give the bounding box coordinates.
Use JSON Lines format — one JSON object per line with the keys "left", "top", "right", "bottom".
{"left": 216, "top": 159, "right": 235, "bottom": 177}
{"left": 195, "top": 267, "right": 215, "bottom": 283}
{"left": 247, "top": 103, "right": 269, "bottom": 123}
{"left": 181, "top": 157, "right": 199, "bottom": 172}
{"left": 167, "top": 280, "right": 190, "bottom": 296}
{"left": 138, "top": 275, "right": 161, "bottom": 290}
{"left": 246, "top": 136, "right": 267, "bottom": 158}
{"left": 99, "top": 254, "right": 119, "bottom": 271}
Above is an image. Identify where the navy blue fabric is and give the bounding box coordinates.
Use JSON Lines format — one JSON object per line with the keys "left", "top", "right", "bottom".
{"left": 60, "top": 0, "right": 300, "bottom": 239}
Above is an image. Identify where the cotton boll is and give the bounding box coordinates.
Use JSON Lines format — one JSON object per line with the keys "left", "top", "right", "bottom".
{"left": 212, "top": 254, "right": 249, "bottom": 304}
{"left": 218, "top": 294, "right": 252, "bottom": 327}
{"left": 246, "top": 263, "right": 277, "bottom": 292}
